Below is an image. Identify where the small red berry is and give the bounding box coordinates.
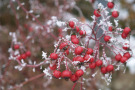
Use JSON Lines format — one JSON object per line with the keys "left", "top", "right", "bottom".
{"left": 70, "top": 74, "right": 78, "bottom": 82}
{"left": 83, "top": 54, "right": 90, "bottom": 61}
{"left": 112, "top": 11, "right": 119, "bottom": 18}
{"left": 75, "top": 69, "right": 84, "bottom": 77}
{"left": 123, "top": 27, "right": 131, "bottom": 34}
{"left": 101, "top": 67, "right": 107, "bottom": 74}
{"left": 59, "top": 42, "right": 68, "bottom": 50}
{"left": 53, "top": 70, "right": 61, "bottom": 78}
{"left": 75, "top": 56, "right": 84, "bottom": 62}
{"left": 86, "top": 48, "right": 93, "bottom": 55}
{"left": 21, "top": 54, "right": 27, "bottom": 59}
{"left": 89, "top": 63, "right": 96, "bottom": 69}
{"left": 104, "top": 36, "right": 111, "bottom": 42}
{"left": 121, "top": 32, "right": 128, "bottom": 39}
{"left": 71, "top": 35, "right": 77, "bottom": 40}
{"left": 14, "top": 44, "right": 20, "bottom": 49}
{"left": 17, "top": 56, "right": 22, "bottom": 61}
{"left": 71, "top": 38, "right": 79, "bottom": 44}
{"left": 108, "top": 26, "right": 113, "bottom": 32}
{"left": 50, "top": 53, "right": 58, "bottom": 60}
{"left": 115, "top": 54, "right": 122, "bottom": 61}
{"left": 94, "top": 9, "right": 101, "bottom": 17}
{"left": 96, "top": 60, "right": 103, "bottom": 67}
{"left": 123, "top": 46, "right": 129, "bottom": 50}
{"left": 73, "top": 56, "right": 77, "bottom": 61}
{"left": 75, "top": 26, "right": 80, "bottom": 32}
{"left": 120, "top": 57, "right": 128, "bottom": 63}
{"left": 69, "top": 21, "right": 75, "bottom": 28}
{"left": 26, "top": 51, "right": 31, "bottom": 57}
{"left": 90, "top": 57, "right": 94, "bottom": 63}
{"left": 61, "top": 70, "right": 72, "bottom": 79}
{"left": 64, "top": 49, "right": 69, "bottom": 55}
{"left": 123, "top": 52, "right": 131, "bottom": 59}
{"left": 106, "top": 65, "right": 114, "bottom": 72}
{"left": 75, "top": 46, "right": 83, "bottom": 55}
{"left": 79, "top": 30, "right": 86, "bottom": 36}
{"left": 107, "top": 2, "right": 114, "bottom": 9}
{"left": 49, "top": 64, "right": 57, "bottom": 70}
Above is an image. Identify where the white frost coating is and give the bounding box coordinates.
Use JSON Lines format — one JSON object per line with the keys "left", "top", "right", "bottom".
{"left": 65, "top": 35, "right": 71, "bottom": 40}
{"left": 80, "top": 66, "right": 86, "bottom": 72}
{"left": 42, "top": 51, "right": 47, "bottom": 59}
{"left": 98, "top": 3, "right": 104, "bottom": 9}
{"left": 72, "top": 61, "right": 80, "bottom": 65}
{"left": 56, "top": 21, "right": 66, "bottom": 27}
{"left": 43, "top": 68, "right": 52, "bottom": 77}
{"left": 14, "top": 65, "right": 23, "bottom": 71}
{"left": 92, "top": 71, "right": 97, "bottom": 77}
{"left": 29, "top": 10, "right": 33, "bottom": 13}
{"left": 33, "top": 68, "right": 35, "bottom": 72}
{"left": 114, "top": 20, "right": 119, "bottom": 27}
{"left": 102, "top": 73, "right": 112, "bottom": 85}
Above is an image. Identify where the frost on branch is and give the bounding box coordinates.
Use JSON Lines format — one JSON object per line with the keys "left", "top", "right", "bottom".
{"left": 7, "top": 0, "right": 135, "bottom": 90}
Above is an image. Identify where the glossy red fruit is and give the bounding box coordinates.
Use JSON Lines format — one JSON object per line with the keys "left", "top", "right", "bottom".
{"left": 53, "top": 70, "right": 61, "bottom": 78}
{"left": 71, "top": 38, "right": 79, "bottom": 44}
{"left": 61, "top": 70, "right": 72, "bottom": 78}
{"left": 75, "top": 69, "right": 84, "bottom": 77}
{"left": 90, "top": 57, "right": 94, "bottom": 63}
{"left": 70, "top": 74, "right": 78, "bottom": 82}
{"left": 123, "top": 52, "right": 131, "bottom": 59}
{"left": 104, "top": 36, "right": 111, "bottom": 42}
{"left": 83, "top": 54, "right": 90, "bottom": 61}
{"left": 26, "top": 51, "right": 31, "bottom": 57}
{"left": 123, "top": 46, "right": 128, "bottom": 50}
{"left": 64, "top": 49, "right": 69, "bottom": 55}
{"left": 71, "top": 35, "right": 77, "bottom": 39}
{"left": 86, "top": 48, "right": 93, "bottom": 55}
{"left": 123, "top": 27, "right": 131, "bottom": 34}
{"left": 101, "top": 67, "right": 107, "bottom": 74}
{"left": 79, "top": 30, "right": 86, "bottom": 36}
{"left": 75, "top": 56, "right": 84, "bottom": 62}
{"left": 14, "top": 44, "right": 20, "bottom": 49}
{"left": 115, "top": 54, "right": 122, "bottom": 61}
{"left": 120, "top": 57, "right": 128, "bottom": 63}
{"left": 108, "top": 26, "right": 113, "bottom": 32}
{"left": 96, "top": 60, "right": 103, "bottom": 67}
{"left": 76, "top": 26, "right": 80, "bottom": 32}
{"left": 49, "top": 64, "right": 57, "bottom": 70}
{"left": 73, "top": 56, "right": 77, "bottom": 61}
{"left": 69, "top": 21, "right": 75, "bottom": 28}
{"left": 59, "top": 42, "right": 68, "bottom": 50}
{"left": 107, "top": 65, "right": 114, "bottom": 72}
{"left": 17, "top": 56, "right": 22, "bottom": 61}
{"left": 75, "top": 46, "right": 83, "bottom": 55}
{"left": 94, "top": 9, "right": 101, "bottom": 17}
{"left": 50, "top": 53, "right": 58, "bottom": 60}
{"left": 21, "top": 54, "right": 27, "bottom": 59}
{"left": 112, "top": 11, "right": 119, "bottom": 18}
{"left": 121, "top": 32, "right": 128, "bottom": 39}
{"left": 107, "top": 2, "right": 114, "bottom": 9}
{"left": 89, "top": 63, "right": 96, "bottom": 69}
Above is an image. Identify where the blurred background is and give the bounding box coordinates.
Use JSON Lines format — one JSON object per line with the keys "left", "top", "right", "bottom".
{"left": 0, "top": 0, "right": 135, "bottom": 90}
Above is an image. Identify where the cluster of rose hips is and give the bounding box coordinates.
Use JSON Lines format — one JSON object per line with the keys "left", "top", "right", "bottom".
{"left": 46, "top": 1, "right": 132, "bottom": 83}
{"left": 13, "top": 44, "right": 31, "bottom": 61}
{"left": 94, "top": 1, "right": 119, "bottom": 18}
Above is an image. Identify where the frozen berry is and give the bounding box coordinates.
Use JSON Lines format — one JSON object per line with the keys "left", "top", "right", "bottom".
{"left": 75, "top": 69, "right": 84, "bottom": 77}
{"left": 50, "top": 53, "right": 58, "bottom": 60}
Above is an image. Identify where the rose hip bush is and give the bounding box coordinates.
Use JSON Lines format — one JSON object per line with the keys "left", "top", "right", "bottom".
{"left": 1, "top": 0, "right": 135, "bottom": 90}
